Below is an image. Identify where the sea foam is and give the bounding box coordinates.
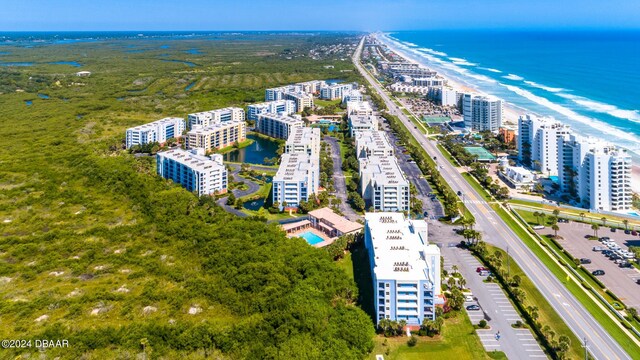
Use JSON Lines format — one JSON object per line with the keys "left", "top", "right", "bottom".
{"left": 524, "top": 81, "right": 564, "bottom": 93}
{"left": 503, "top": 74, "right": 524, "bottom": 81}
{"left": 558, "top": 94, "right": 640, "bottom": 123}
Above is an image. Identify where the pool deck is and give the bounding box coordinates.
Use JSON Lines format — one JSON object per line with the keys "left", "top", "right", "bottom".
{"left": 288, "top": 227, "right": 336, "bottom": 248}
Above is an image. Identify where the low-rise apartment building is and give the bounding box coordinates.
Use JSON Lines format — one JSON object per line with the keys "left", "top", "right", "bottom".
{"left": 349, "top": 115, "right": 379, "bottom": 137}
{"left": 187, "top": 107, "right": 245, "bottom": 129}
{"left": 247, "top": 100, "right": 296, "bottom": 121}
{"left": 256, "top": 113, "right": 304, "bottom": 140}
{"left": 272, "top": 152, "right": 320, "bottom": 210}
{"left": 125, "top": 117, "right": 186, "bottom": 149}
{"left": 156, "top": 149, "right": 227, "bottom": 196}
{"left": 285, "top": 127, "right": 321, "bottom": 156}
{"left": 186, "top": 120, "right": 246, "bottom": 152}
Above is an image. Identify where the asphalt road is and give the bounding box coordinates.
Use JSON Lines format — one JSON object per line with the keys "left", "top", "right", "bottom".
{"left": 324, "top": 136, "right": 361, "bottom": 221}
{"left": 355, "top": 36, "right": 635, "bottom": 359}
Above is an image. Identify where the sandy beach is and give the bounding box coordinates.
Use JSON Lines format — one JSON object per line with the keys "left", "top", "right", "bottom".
{"left": 377, "top": 33, "right": 640, "bottom": 195}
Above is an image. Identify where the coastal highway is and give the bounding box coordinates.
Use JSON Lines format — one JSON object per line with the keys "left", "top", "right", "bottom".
{"left": 353, "top": 36, "right": 635, "bottom": 360}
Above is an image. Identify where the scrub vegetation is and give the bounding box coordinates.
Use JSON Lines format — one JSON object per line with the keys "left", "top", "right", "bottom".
{"left": 0, "top": 33, "right": 376, "bottom": 359}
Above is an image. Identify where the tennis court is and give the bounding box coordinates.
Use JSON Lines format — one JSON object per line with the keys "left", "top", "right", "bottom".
{"left": 464, "top": 146, "right": 496, "bottom": 161}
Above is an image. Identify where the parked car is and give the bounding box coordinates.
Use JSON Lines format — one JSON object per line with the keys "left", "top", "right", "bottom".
{"left": 614, "top": 259, "right": 625, "bottom": 264}
{"left": 619, "top": 262, "right": 632, "bottom": 268}
{"left": 611, "top": 228, "right": 617, "bottom": 232}
{"left": 479, "top": 270, "right": 491, "bottom": 276}
{"left": 599, "top": 237, "right": 610, "bottom": 242}
{"left": 466, "top": 304, "right": 481, "bottom": 311}
{"left": 476, "top": 267, "right": 488, "bottom": 273}
{"left": 558, "top": 218, "right": 569, "bottom": 223}
{"left": 602, "top": 250, "right": 612, "bottom": 256}
{"left": 592, "top": 270, "right": 605, "bottom": 276}
{"left": 593, "top": 246, "right": 604, "bottom": 252}
{"left": 637, "top": 278, "right": 640, "bottom": 285}
{"left": 532, "top": 225, "right": 545, "bottom": 230}
{"left": 625, "top": 229, "right": 631, "bottom": 234}
{"left": 464, "top": 294, "right": 474, "bottom": 302}
{"left": 580, "top": 258, "right": 592, "bottom": 264}
{"left": 632, "top": 231, "right": 638, "bottom": 236}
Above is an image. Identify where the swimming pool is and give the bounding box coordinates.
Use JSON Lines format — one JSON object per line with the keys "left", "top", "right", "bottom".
{"left": 297, "top": 231, "right": 325, "bottom": 245}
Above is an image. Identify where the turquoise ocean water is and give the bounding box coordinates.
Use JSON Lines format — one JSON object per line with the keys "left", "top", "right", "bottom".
{"left": 385, "top": 30, "right": 640, "bottom": 159}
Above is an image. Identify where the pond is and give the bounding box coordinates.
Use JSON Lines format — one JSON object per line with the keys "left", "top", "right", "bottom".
{"left": 243, "top": 198, "right": 265, "bottom": 211}
{"left": 0, "top": 62, "right": 33, "bottom": 67}
{"left": 49, "top": 61, "right": 82, "bottom": 67}
{"left": 185, "top": 81, "right": 196, "bottom": 91}
{"left": 38, "top": 94, "right": 49, "bottom": 99}
{"left": 223, "top": 134, "right": 280, "bottom": 165}
{"left": 162, "top": 59, "right": 197, "bottom": 67}
{"left": 185, "top": 48, "right": 202, "bottom": 54}
{"left": 25, "top": 100, "right": 32, "bottom": 106}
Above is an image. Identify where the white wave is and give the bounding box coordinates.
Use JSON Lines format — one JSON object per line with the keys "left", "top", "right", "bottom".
{"left": 450, "top": 57, "right": 477, "bottom": 66}
{"left": 500, "top": 84, "right": 640, "bottom": 147}
{"left": 557, "top": 95, "right": 640, "bottom": 123}
{"left": 404, "top": 42, "right": 418, "bottom": 47}
{"left": 503, "top": 74, "right": 524, "bottom": 81}
{"left": 481, "top": 67, "right": 502, "bottom": 73}
{"left": 523, "top": 81, "right": 564, "bottom": 93}
{"left": 417, "top": 48, "right": 448, "bottom": 57}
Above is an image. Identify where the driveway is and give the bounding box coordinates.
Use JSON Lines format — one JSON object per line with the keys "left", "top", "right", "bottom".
{"left": 380, "top": 119, "right": 444, "bottom": 219}
{"left": 324, "top": 136, "right": 360, "bottom": 221}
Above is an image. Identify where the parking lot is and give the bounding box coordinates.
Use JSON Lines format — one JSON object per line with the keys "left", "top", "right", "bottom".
{"left": 442, "top": 246, "right": 547, "bottom": 359}
{"left": 535, "top": 221, "right": 640, "bottom": 309}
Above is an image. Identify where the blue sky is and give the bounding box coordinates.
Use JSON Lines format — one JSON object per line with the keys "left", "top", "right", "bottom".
{"left": 2, "top": 0, "right": 639, "bottom": 31}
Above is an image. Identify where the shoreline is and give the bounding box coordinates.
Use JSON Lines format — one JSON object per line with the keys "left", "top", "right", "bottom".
{"left": 375, "top": 33, "right": 640, "bottom": 195}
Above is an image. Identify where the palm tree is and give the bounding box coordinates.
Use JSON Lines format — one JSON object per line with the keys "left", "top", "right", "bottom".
{"left": 579, "top": 212, "right": 586, "bottom": 222}
{"left": 451, "top": 265, "right": 459, "bottom": 274}
{"left": 553, "top": 209, "right": 560, "bottom": 217}
{"left": 552, "top": 224, "right": 560, "bottom": 238}
{"left": 533, "top": 211, "right": 541, "bottom": 224}
{"left": 447, "top": 276, "right": 457, "bottom": 289}
{"left": 458, "top": 277, "right": 466, "bottom": 290}
{"left": 591, "top": 224, "right": 600, "bottom": 237}
{"left": 601, "top": 217, "right": 607, "bottom": 227}
{"left": 623, "top": 219, "right": 629, "bottom": 230}
{"left": 539, "top": 212, "right": 546, "bottom": 225}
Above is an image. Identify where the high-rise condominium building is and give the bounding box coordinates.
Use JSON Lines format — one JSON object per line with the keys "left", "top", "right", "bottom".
{"left": 187, "top": 107, "right": 245, "bottom": 129}
{"left": 247, "top": 100, "right": 296, "bottom": 121}
{"left": 255, "top": 113, "right": 304, "bottom": 140}
{"left": 364, "top": 212, "right": 441, "bottom": 325}
{"left": 156, "top": 149, "right": 227, "bottom": 196}
{"left": 125, "top": 117, "right": 185, "bottom": 149}
{"left": 463, "top": 94, "right": 503, "bottom": 132}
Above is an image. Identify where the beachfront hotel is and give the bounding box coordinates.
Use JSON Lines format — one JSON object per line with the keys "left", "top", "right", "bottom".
{"left": 364, "top": 212, "right": 441, "bottom": 325}
{"left": 272, "top": 152, "right": 320, "bottom": 210}
{"left": 185, "top": 120, "right": 246, "bottom": 152}
{"left": 319, "top": 83, "right": 353, "bottom": 100}
{"left": 285, "top": 127, "right": 321, "bottom": 157}
{"left": 518, "top": 114, "right": 571, "bottom": 176}
{"left": 156, "top": 149, "right": 227, "bottom": 196}
{"left": 359, "top": 155, "right": 410, "bottom": 212}
{"left": 187, "top": 107, "right": 245, "bottom": 129}
{"left": 427, "top": 87, "right": 458, "bottom": 107}
{"left": 558, "top": 135, "right": 632, "bottom": 212}
{"left": 256, "top": 113, "right": 304, "bottom": 140}
{"left": 247, "top": 100, "right": 296, "bottom": 121}
{"left": 411, "top": 77, "right": 445, "bottom": 87}
{"left": 349, "top": 115, "right": 379, "bottom": 137}
{"left": 125, "top": 117, "right": 186, "bottom": 149}
{"left": 462, "top": 94, "right": 503, "bottom": 132}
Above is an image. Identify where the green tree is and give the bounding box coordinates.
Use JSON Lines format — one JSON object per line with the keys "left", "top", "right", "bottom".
{"left": 551, "top": 224, "right": 560, "bottom": 238}
{"left": 226, "top": 192, "right": 236, "bottom": 206}
{"left": 591, "top": 224, "right": 600, "bottom": 237}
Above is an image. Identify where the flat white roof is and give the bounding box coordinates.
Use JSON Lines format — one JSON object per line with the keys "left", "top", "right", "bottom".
{"left": 274, "top": 152, "right": 318, "bottom": 182}
{"left": 365, "top": 212, "right": 440, "bottom": 281}
{"left": 360, "top": 155, "right": 408, "bottom": 186}
{"left": 128, "top": 117, "right": 184, "bottom": 131}
{"left": 157, "top": 149, "right": 225, "bottom": 173}
{"left": 286, "top": 127, "right": 320, "bottom": 146}
{"left": 188, "top": 120, "right": 244, "bottom": 134}
{"left": 259, "top": 113, "right": 304, "bottom": 126}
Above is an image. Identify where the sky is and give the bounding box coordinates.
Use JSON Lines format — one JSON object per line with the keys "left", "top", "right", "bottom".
{"left": 1, "top": 0, "right": 639, "bottom": 31}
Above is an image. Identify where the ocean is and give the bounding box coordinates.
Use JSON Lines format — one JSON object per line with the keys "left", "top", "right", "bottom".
{"left": 385, "top": 30, "right": 640, "bottom": 159}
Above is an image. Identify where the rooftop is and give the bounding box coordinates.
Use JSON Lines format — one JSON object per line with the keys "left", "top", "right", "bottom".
{"left": 365, "top": 212, "right": 440, "bottom": 281}
{"left": 127, "top": 117, "right": 184, "bottom": 131}
{"left": 359, "top": 155, "right": 408, "bottom": 186}
{"left": 157, "top": 148, "right": 225, "bottom": 173}
{"left": 308, "top": 207, "right": 363, "bottom": 234}
{"left": 274, "top": 152, "right": 318, "bottom": 182}
{"left": 259, "top": 113, "right": 304, "bottom": 126}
